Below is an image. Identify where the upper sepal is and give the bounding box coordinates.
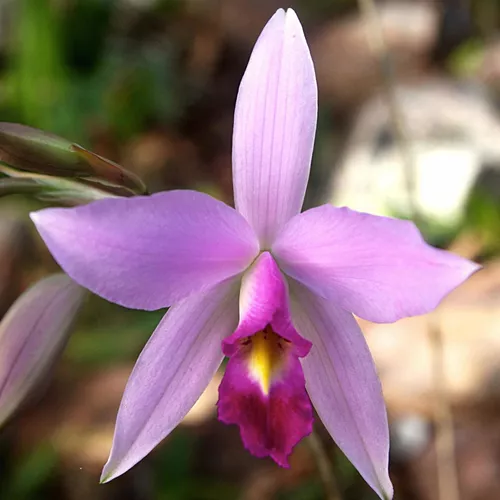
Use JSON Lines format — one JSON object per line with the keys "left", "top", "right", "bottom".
{"left": 232, "top": 9, "right": 318, "bottom": 246}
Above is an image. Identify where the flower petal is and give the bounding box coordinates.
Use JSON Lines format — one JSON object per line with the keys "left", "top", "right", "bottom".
{"left": 0, "top": 274, "right": 85, "bottom": 426}
{"left": 31, "top": 190, "right": 259, "bottom": 310}
{"left": 101, "top": 279, "right": 239, "bottom": 482}
{"left": 232, "top": 8, "right": 317, "bottom": 246}
{"left": 218, "top": 252, "right": 313, "bottom": 466}
{"left": 224, "top": 251, "right": 311, "bottom": 357}
{"left": 290, "top": 282, "right": 393, "bottom": 499}
{"left": 217, "top": 329, "right": 313, "bottom": 467}
{"left": 274, "top": 205, "right": 480, "bottom": 323}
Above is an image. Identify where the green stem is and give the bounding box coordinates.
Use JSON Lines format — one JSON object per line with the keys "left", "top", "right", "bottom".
{"left": 307, "top": 430, "right": 343, "bottom": 500}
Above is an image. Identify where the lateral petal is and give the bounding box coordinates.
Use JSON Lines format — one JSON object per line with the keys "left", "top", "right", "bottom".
{"left": 31, "top": 190, "right": 259, "bottom": 310}
{"left": 274, "top": 205, "right": 480, "bottom": 323}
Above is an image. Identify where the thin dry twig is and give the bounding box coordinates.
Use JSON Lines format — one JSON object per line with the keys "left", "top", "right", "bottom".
{"left": 429, "top": 320, "right": 461, "bottom": 500}
{"left": 307, "top": 430, "right": 343, "bottom": 500}
{"left": 358, "top": 0, "right": 420, "bottom": 222}
{"left": 357, "top": 2, "right": 461, "bottom": 500}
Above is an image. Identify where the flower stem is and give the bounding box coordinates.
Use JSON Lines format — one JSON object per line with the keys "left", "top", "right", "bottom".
{"left": 430, "top": 321, "right": 461, "bottom": 500}
{"left": 307, "top": 430, "right": 343, "bottom": 500}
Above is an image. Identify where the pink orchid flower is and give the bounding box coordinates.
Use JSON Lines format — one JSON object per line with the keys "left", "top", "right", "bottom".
{"left": 30, "top": 9, "right": 478, "bottom": 499}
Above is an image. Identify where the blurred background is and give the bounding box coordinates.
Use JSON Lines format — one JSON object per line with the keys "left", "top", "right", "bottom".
{"left": 1, "top": 0, "right": 500, "bottom": 499}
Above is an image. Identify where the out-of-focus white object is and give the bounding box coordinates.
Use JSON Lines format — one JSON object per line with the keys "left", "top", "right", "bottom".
{"left": 391, "top": 415, "right": 431, "bottom": 460}
{"left": 331, "top": 79, "right": 500, "bottom": 226}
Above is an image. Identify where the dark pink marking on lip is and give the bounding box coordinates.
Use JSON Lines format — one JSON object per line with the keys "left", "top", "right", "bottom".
{"left": 217, "top": 325, "right": 313, "bottom": 467}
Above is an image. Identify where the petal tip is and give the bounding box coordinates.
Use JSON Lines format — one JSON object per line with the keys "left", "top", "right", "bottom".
{"left": 273, "top": 454, "right": 290, "bottom": 468}
{"left": 380, "top": 480, "right": 394, "bottom": 500}
{"left": 30, "top": 207, "right": 57, "bottom": 230}
{"left": 100, "top": 457, "right": 128, "bottom": 484}
{"left": 29, "top": 210, "right": 42, "bottom": 225}
{"left": 284, "top": 8, "right": 299, "bottom": 22}
{"left": 100, "top": 460, "right": 118, "bottom": 484}
{"left": 465, "top": 260, "right": 482, "bottom": 279}
{"left": 99, "top": 473, "right": 111, "bottom": 485}
{"left": 273, "top": 8, "right": 286, "bottom": 19}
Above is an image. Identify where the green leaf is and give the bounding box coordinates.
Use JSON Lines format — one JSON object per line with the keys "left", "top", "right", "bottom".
{"left": 5, "top": 443, "right": 59, "bottom": 499}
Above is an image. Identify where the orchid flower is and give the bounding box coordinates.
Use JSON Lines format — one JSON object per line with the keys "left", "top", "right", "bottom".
{"left": 30, "top": 8, "right": 478, "bottom": 499}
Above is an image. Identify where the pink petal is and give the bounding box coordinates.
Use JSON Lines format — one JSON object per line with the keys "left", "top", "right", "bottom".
{"left": 31, "top": 190, "right": 259, "bottom": 310}
{"left": 101, "top": 279, "right": 239, "bottom": 482}
{"left": 217, "top": 328, "right": 313, "bottom": 467}
{"left": 290, "top": 282, "right": 393, "bottom": 499}
{"left": 224, "top": 251, "right": 311, "bottom": 357}
{"left": 273, "top": 205, "right": 480, "bottom": 323}
{"left": 232, "top": 8, "right": 317, "bottom": 246}
{"left": 218, "top": 252, "right": 313, "bottom": 466}
{"left": 0, "top": 274, "right": 85, "bottom": 426}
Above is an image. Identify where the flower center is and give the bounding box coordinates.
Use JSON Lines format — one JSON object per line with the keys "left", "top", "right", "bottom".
{"left": 242, "top": 325, "right": 291, "bottom": 395}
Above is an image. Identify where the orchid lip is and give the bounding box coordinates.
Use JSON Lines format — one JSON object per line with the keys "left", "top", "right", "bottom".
{"left": 217, "top": 322, "right": 314, "bottom": 467}
{"left": 217, "top": 251, "right": 314, "bottom": 467}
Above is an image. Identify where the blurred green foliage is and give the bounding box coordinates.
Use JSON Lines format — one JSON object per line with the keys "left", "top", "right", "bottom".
{"left": 447, "top": 38, "right": 485, "bottom": 78}
{"left": 2, "top": 443, "right": 59, "bottom": 500}
{"left": 1, "top": 0, "right": 181, "bottom": 143}
{"left": 465, "top": 189, "right": 500, "bottom": 257}
{"left": 65, "top": 298, "right": 164, "bottom": 369}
